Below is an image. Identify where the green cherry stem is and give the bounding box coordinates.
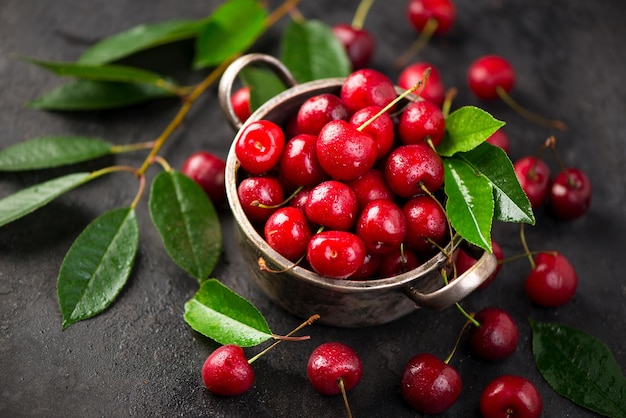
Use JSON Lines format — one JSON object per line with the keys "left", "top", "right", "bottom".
{"left": 496, "top": 86, "right": 567, "bottom": 131}
{"left": 393, "top": 17, "right": 439, "bottom": 69}
{"left": 338, "top": 377, "right": 354, "bottom": 418}
{"left": 519, "top": 223, "right": 536, "bottom": 269}
{"left": 351, "top": 0, "right": 375, "bottom": 30}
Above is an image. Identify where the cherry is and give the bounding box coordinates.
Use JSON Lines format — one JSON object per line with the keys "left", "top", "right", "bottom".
{"left": 480, "top": 375, "right": 543, "bottom": 418}
{"left": 235, "top": 120, "right": 285, "bottom": 175}
{"left": 316, "top": 119, "right": 378, "bottom": 182}
{"left": 346, "top": 168, "right": 394, "bottom": 210}
{"left": 397, "top": 62, "right": 446, "bottom": 107}
{"left": 296, "top": 93, "right": 350, "bottom": 136}
{"left": 307, "top": 231, "right": 367, "bottom": 279}
{"left": 377, "top": 247, "right": 420, "bottom": 277}
{"left": 305, "top": 180, "right": 359, "bottom": 231}
{"left": 333, "top": 23, "right": 375, "bottom": 70}
{"left": 486, "top": 128, "right": 511, "bottom": 155}
{"left": 407, "top": 0, "right": 456, "bottom": 36}
{"left": 468, "top": 54, "right": 515, "bottom": 101}
{"left": 402, "top": 194, "right": 448, "bottom": 254}
{"left": 340, "top": 68, "right": 398, "bottom": 113}
{"left": 469, "top": 307, "right": 519, "bottom": 361}
{"left": 202, "top": 344, "right": 254, "bottom": 397}
{"left": 349, "top": 252, "right": 380, "bottom": 280}
{"left": 231, "top": 86, "right": 252, "bottom": 122}
{"left": 549, "top": 167, "right": 591, "bottom": 220}
{"left": 455, "top": 239, "right": 504, "bottom": 289}
{"left": 349, "top": 105, "right": 395, "bottom": 159}
{"left": 237, "top": 176, "right": 284, "bottom": 224}
{"left": 525, "top": 252, "right": 577, "bottom": 307}
{"left": 307, "top": 341, "right": 363, "bottom": 395}
{"left": 356, "top": 199, "right": 407, "bottom": 256}
{"left": 398, "top": 100, "right": 446, "bottom": 148}
{"left": 385, "top": 143, "right": 445, "bottom": 198}
{"left": 264, "top": 207, "right": 312, "bottom": 262}
{"left": 279, "top": 133, "right": 329, "bottom": 187}
{"left": 401, "top": 353, "right": 462, "bottom": 414}
{"left": 181, "top": 151, "right": 226, "bottom": 206}
{"left": 514, "top": 156, "right": 551, "bottom": 208}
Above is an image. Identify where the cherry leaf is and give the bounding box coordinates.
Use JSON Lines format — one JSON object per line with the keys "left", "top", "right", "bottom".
{"left": 240, "top": 66, "right": 288, "bottom": 112}
{"left": 148, "top": 170, "right": 221, "bottom": 282}
{"left": 530, "top": 320, "right": 626, "bottom": 418}
{"left": 193, "top": 0, "right": 267, "bottom": 70}
{"left": 58, "top": 207, "right": 139, "bottom": 330}
{"left": 184, "top": 279, "right": 273, "bottom": 347}
{"left": 0, "top": 172, "right": 91, "bottom": 227}
{"left": 454, "top": 142, "right": 535, "bottom": 224}
{"left": 78, "top": 18, "right": 209, "bottom": 65}
{"left": 27, "top": 80, "right": 176, "bottom": 111}
{"left": 437, "top": 106, "right": 505, "bottom": 157}
{"left": 280, "top": 20, "right": 351, "bottom": 83}
{"left": 0, "top": 137, "right": 113, "bottom": 171}
{"left": 443, "top": 158, "right": 494, "bottom": 252}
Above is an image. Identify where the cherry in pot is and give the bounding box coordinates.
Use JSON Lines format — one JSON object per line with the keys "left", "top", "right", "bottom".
{"left": 237, "top": 176, "right": 284, "bottom": 224}
{"left": 264, "top": 207, "right": 312, "bottom": 262}
{"left": 202, "top": 344, "right": 254, "bottom": 397}
{"left": 398, "top": 99, "right": 446, "bottom": 147}
{"left": 340, "top": 68, "right": 398, "bottom": 113}
{"left": 231, "top": 86, "right": 252, "bottom": 122}
{"left": 307, "top": 230, "right": 366, "bottom": 279}
{"left": 296, "top": 93, "right": 350, "bottom": 136}
{"left": 356, "top": 199, "right": 407, "bottom": 256}
{"left": 397, "top": 62, "right": 446, "bottom": 107}
{"left": 235, "top": 119, "right": 285, "bottom": 175}
{"left": 385, "top": 143, "right": 445, "bottom": 198}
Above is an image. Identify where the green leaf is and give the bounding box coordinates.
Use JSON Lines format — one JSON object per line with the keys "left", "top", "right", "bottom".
{"left": 455, "top": 142, "right": 535, "bottom": 224}
{"left": 184, "top": 279, "right": 272, "bottom": 347}
{"left": 193, "top": 0, "right": 267, "bottom": 69}
{"left": 0, "top": 172, "right": 91, "bottom": 227}
{"left": 280, "top": 20, "right": 352, "bottom": 83}
{"left": 530, "top": 320, "right": 626, "bottom": 418}
{"left": 27, "top": 80, "right": 176, "bottom": 111}
{"left": 58, "top": 207, "right": 139, "bottom": 330}
{"left": 78, "top": 18, "right": 209, "bottom": 65}
{"left": 148, "top": 170, "right": 221, "bottom": 281}
{"left": 23, "top": 58, "right": 179, "bottom": 90}
{"left": 0, "top": 137, "right": 113, "bottom": 171}
{"left": 437, "top": 106, "right": 505, "bottom": 157}
{"left": 240, "top": 66, "right": 287, "bottom": 112}
{"left": 443, "top": 158, "right": 494, "bottom": 251}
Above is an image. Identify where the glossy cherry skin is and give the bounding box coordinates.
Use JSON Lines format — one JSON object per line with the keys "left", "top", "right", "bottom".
{"left": 264, "top": 207, "right": 312, "bottom": 262}
{"left": 356, "top": 199, "right": 407, "bottom": 255}
{"left": 332, "top": 23, "right": 375, "bottom": 70}
{"left": 401, "top": 353, "right": 462, "bottom": 414}
{"left": 455, "top": 239, "right": 504, "bottom": 289}
{"left": 397, "top": 62, "right": 446, "bottom": 107}
{"left": 385, "top": 143, "right": 445, "bottom": 197}
{"left": 347, "top": 168, "right": 394, "bottom": 210}
{"left": 402, "top": 195, "right": 448, "bottom": 253}
{"left": 307, "top": 342, "right": 363, "bottom": 395}
{"left": 340, "top": 68, "right": 398, "bottom": 113}
{"left": 279, "top": 133, "right": 329, "bottom": 187}
{"left": 468, "top": 54, "right": 515, "bottom": 100}
{"left": 407, "top": 0, "right": 456, "bottom": 36}
{"left": 235, "top": 120, "right": 285, "bottom": 174}
{"left": 398, "top": 100, "right": 446, "bottom": 147}
{"left": 525, "top": 252, "right": 577, "bottom": 307}
{"left": 480, "top": 375, "right": 542, "bottom": 418}
{"left": 237, "top": 176, "right": 284, "bottom": 224}
{"left": 231, "top": 86, "right": 252, "bottom": 122}
{"left": 377, "top": 247, "right": 420, "bottom": 278}
{"left": 486, "top": 128, "right": 511, "bottom": 155}
{"left": 307, "top": 231, "right": 367, "bottom": 279}
{"left": 202, "top": 344, "right": 254, "bottom": 397}
{"left": 549, "top": 168, "right": 592, "bottom": 220}
{"left": 316, "top": 119, "right": 378, "bottom": 181}
{"left": 349, "top": 105, "right": 395, "bottom": 159}
{"left": 514, "top": 156, "right": 551, "bottom": 208}
{"left": 348, "top": 252, "right": 381, "bottom": 280}
{"left": 305, "top": 180, "right": 359, "bottom": 231}
{"left": 469, "top": 307, "right": 519, "bottom": 361}
{"left": 181, "top": 151, "right": 226, "bottom": 206}
{"left": 296, "top": 93, "right": 350, "bottom": 136}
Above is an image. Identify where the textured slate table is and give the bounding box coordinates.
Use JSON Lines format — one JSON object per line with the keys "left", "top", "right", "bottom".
{"left": 1, "top": 1, "right": 625, "bottom": 417}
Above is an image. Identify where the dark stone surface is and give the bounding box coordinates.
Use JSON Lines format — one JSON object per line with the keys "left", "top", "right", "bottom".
{"left": 1, "top": 1, "right": 624, "bottom": 417}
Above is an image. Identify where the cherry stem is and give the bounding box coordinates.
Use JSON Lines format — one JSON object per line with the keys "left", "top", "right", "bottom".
{"left": 248, "top": 314, "right": 320, "bottom": 364}
{"left": 420, "top": 183, "right": 456, "bottom": 266}
{"left": 499, "top": 249, "right": 558, "bottom": 265}
{"left": 495, "top": 86, "right": 567, "bottom": 131}
{"left": 251, "top": 185, "right": 304, "bottom": 209}
{"left": 545, "top": 135, "right": 577, "bottom": 187}
{"left": 441, "top": 87, "right": 457, "bottom": 117}
{"left": 110, "top": 140, "right": 157, "bottom": 154}
{"left": 338, "top": 377, "right": 354, "bottom": 418}
{"left": 258, "top": 255, "right": 303, "bottom": 274}
{"left": 442, "top": 269, "right": 480, "bottom": 330}
{"left": 519, "top": 223, "right": 536, "bottom": 269}
{"left": 393, "top": 17, "right": 439, "bottom": 68}
{"left": 351, "top": 0, "right": 375, "bottom": 30}
{"left": 444, "top": 313, "right": 477, "bottom": 365}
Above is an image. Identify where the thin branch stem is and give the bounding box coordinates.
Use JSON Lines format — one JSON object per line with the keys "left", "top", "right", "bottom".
{"left": 351, "top": 0, "right": 375, "bottom": 30}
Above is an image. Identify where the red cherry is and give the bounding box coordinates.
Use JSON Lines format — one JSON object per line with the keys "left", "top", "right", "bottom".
{"left": 201, "top": 344, "right": 254, "bottom": 397}
{"left": 181, "top": 151, "right": 226, "bottom": 205}
{"left": 377, "top": 247, "right": 420, "bottom": 277}
{"left": 307, "top": 231, "right": 366, "bottom": 279}
{"left": 349, "top": 105, "right": 395, "bottom": 159}
{"left": 525, "top": 252, "right": 577, "bottom": 307}
{"left": 340, "top": 68, "right": 397, "bottom": 113}
{"left": 514, "top": 156, "right": 551, "bottom": 208}
{"left": 231, "top": 86, "right": 252, "bottom": 122}
{"left": 398, "top": 100, "right": 446, "bottom": 147}
{"left": 347, "top": 168, "right": 394, "bottom": 210}
{"left": 278, "top": 133, "right": 329, "bottom": 187}
{"left": 264, "top": 207, "right": 312, "bottom": 262}
{"left": 296, "top": 93, "right": 350, "bottom": 136}
{"left": 305, "top": 180, "right": 359, "bottom": 231}
{"left": 307, "top": 342, "right": 363, "bottom": 395}
{"left": 332, "top": 23, "right": 375, "bottom": 70}
{"left": 349, "top": 252, "right": 381, "bottom": 280}
{"left": 468, "top": 54, "right": 515, "bottom": 100}
{"left": 397, "top": 62, "right": 446, "bottom": 107}
{"left": 401, "top": 353, "right": 462, "bottom": 414}
{"left": 549, "top": 168, "right": 592, "bottom": 220}
{"left": 407, "top": 0, "right": 456, "bottom": 36}
{"left": 455, "top": 239, "right": 504, "bottom": 289}
{"left": 235, "top": 120, "right": 285, "bottom": 174}
{"left": 356, "top": 199, "right": 407, "bottom": 256}
{"left": 469, "top": 307, "right": 519, "bottom": 361}
{"left": 486, "top": 128, "right": 511, "bottom": 155}
{"left": 385, "top": 143, "right": 445, "bottom": 198}
{"left": 237, "top": 176, "right": 284, "bottom": 224}
{"left": 402, "top": 195, "right": 448, "bottom": 254}
{"left": 480, "top": 375, "right": 542, "bottom": 418}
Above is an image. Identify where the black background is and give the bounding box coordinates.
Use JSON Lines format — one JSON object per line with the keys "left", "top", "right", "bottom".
{"left": 1, "top": 0, "right": 625, "bottom": 417}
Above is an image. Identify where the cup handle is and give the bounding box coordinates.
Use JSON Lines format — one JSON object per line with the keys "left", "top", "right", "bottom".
{"left": 403, "top": 246, "right": 497, "bottom": 310}
{"left": 218, "top": 53, "right": 299, "bottom": 131}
